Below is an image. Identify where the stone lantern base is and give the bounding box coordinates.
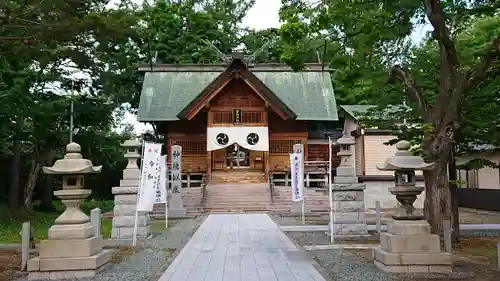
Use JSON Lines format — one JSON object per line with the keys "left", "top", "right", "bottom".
{"left": 373, "top": 220, "right": 452, "bottom": 273}
{"left": 28, "top": 227, "right": 112, "bottom": 280}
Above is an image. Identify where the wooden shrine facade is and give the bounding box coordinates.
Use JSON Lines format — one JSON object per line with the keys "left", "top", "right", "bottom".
{"left": 137, "top": 52, "right": 340, "bottom": 185}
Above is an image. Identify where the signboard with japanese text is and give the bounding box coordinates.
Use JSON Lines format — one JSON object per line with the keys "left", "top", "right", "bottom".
{"left": 137, "top": 142, "right": 162, "bottom": 211}
{"left": 232, "top": 108, "right": 242, "bottom": 124}
{"left": 171, "top": 145, "right": 182, "bottom": 193}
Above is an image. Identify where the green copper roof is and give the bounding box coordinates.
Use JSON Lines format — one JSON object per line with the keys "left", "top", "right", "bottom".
{"left": 254, "top": 72, "right": 337, "bottom": 121}
{"left": 137, "top": 71, "right": 338, "bottom": 121}
{"left": 137, "top": 72, "right": 220, "bottom": 121}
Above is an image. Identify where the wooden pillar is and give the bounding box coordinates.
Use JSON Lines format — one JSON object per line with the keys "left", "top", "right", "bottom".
{"left": 207, "top": 151, "right": 212, "bottom": 181}
{"left": 264, "top": 151, "right": 270, "bottom": 182}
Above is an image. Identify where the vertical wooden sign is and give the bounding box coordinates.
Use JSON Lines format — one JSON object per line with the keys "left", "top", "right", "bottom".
{"left": 171, "top": 145, "right": 182, "bottom": 193}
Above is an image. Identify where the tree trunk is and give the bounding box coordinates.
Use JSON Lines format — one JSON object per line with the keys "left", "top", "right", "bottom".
{"left": 448, "top": 146, "right": 460, "bottom": 242}
{"left": 8, "top": 115, "right": 23, "bottom": 211}
{"left": 39, "top": 175, "right": 54, "bottom": 212}
{"left": 39, "top": 150, "right": 56, "bottom": 212}
{"left": 424, "top": 158, "right": 452, "bottom": 234}
{"left": 23, "top": 159, "right": 41, "bottom": 211}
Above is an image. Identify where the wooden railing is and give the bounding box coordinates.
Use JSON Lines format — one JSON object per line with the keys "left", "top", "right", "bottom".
{"left": 201, "top": 173, "right": 208, "bottom": 206}
{"left": 269, "top": 172, "right": 275, "bottom": 203}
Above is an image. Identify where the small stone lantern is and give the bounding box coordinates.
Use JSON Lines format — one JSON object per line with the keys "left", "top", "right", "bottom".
{"left": 112, "top": 139, "right": 151, "bottom": 239}
{"left": 330, "top": 130, "right": 367, "bottom": 236}
{"left": 373, "top": 140, "right": 452, "bottom": 274}
{"left": 27, "top": 142, "right": 111, "bottom": 279}
{"left": 334, "top": 130, "right": 357, "bottom": 183}
{"left": 376, "top": 140, "right": 433, "bottom": 220}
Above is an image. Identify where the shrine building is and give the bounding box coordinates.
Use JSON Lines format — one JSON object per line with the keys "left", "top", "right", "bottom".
{"left": 136, "top": 52, "right": 342, "bottom": 186}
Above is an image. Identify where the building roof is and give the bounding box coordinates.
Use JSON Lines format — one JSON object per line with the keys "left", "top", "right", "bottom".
{"left": 177, "top": 59, "right": 296, "bottom": 120}
{"left": 137, "top": 61, "right": 338, "bottom": 122}
{"left": 340, "top": 105, "right": 375, "bottom": 120}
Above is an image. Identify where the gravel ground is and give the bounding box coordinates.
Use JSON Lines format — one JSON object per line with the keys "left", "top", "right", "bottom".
{"left": 16, "top": 215, "right": 206, "bottom": 281}
{"left": 272, "top": 215, "right": 500, "bottom": 281}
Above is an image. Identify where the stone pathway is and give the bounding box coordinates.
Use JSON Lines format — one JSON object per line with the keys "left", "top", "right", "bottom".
{"left": 157, "top": 213, "right": 327, "bottom": 281}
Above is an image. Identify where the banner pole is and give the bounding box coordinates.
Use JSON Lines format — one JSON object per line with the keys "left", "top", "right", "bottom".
{"left": 132, "top": 141, "right": 146, "bottom": 247}
{"left": 328, "top": 136, "right": 334, "bottom": 244}
{"left": 164, "top": 156, "right": 168, "bottom": 229}
{"left": 301, "top": 199, "right": 305, "bottom": 224}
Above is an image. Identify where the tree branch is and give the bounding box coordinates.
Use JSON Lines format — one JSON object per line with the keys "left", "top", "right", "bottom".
{"left": 422, "top": 0, "right": 460, "bottom": 69}
{"left": 389, "top": 65, "right": 431, "bottom": 121}
{"left": 463, "top": 35, "right": 500, "bottom": 91}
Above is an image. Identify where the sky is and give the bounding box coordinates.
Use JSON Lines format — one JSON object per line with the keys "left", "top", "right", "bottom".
{"left": 121, "top": 0, "right": 432, "bottom": 134}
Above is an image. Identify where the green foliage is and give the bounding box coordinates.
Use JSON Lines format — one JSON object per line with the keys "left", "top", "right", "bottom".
{"left": 0, "top": 204, "right": 113, "bottom": 243}
{"left": 51, "top": 200, "right": 114, "bottom": 214}
{"left": 0, "top": 0, "right": 265, "bottom": 211}
{"left": 280, "top": 1, "right": 499, "bottom": 169}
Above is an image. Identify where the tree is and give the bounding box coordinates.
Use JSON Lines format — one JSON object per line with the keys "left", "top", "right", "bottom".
{"left": 0, "top": 0, "right": 141, "bottom": 211}
{"left": 280, "top": 0, "right": 500, "bottom": 234}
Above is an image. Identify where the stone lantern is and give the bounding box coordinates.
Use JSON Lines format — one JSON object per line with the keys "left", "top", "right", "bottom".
{"left": 334, "top": 130, "right": 357, "bottom": 184}
{"left": 112, "top": 139, "right": 151, "bottom": 239}
{"left": 373, "top": 140, "right": 452, "bottom": 273}
{"left": 330, "top": 130, "right": 367, "bottom": 236}
{"left": 28, "top": 142, "right": 111, "bottom": 279}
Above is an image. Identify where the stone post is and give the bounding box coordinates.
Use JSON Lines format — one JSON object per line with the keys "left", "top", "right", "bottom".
{"left": 373, "top": 140, "right": 452, "bottom": 273}
{"left": 111, "top": 139, "right": 151, "bottom": 239}
{"left": 169, "top": 145, "right": 186, "bottom": 218}
{"left": 27, "top": 142, "right": 111, "bottom": 279}
{"left": 90, "top": 208, "right": 101, "bottom": 238}
{"left": 21, "top": 222, "right": 30, "bottom": 271}
{"left": 330, "top": 131, "right": 368, "bottom": 236}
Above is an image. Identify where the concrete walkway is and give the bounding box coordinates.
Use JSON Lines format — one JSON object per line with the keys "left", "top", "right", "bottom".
{"left": 157, "top": 214, "right": 326, "bottom": 281}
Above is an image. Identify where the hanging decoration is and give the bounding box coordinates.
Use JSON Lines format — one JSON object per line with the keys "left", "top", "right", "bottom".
{"left": 207, "top": 126, "right": 268, "bottom": 151}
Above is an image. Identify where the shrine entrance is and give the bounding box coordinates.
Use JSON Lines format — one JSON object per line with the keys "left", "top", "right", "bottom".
{"left": 226, "top": 143, "right": 250, "bottom": 168}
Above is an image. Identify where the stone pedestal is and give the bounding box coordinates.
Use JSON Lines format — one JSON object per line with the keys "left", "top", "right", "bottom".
{"left": 331, "top": 183, "right": 368, "bottom": 235}
{"left": 28, "top": 143, "right": 111, "bottom": 279}
{"left": 111, "top": 139, "right": 151, "bottom": 239}
{"left": 373, "top": 220, "right": 452, "bottom": 273}
{"left": 168, "top": 192, "right": 186, "bottom": 218}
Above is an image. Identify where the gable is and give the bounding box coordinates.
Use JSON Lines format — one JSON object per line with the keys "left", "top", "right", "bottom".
{"left": 137, "top": 63, "right": 339, "bottom": 122}
{"left": 178, "top": 59, "right": 295, "bottom": 120}
{"left": 211, "top": 79, "right": 266, "bottom": 107}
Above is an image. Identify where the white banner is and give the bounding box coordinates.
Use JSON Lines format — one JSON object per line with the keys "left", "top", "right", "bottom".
{"left": 137, "top": 142, "right": 162, "bottom": 211}
{"left": 291, "top": 144, "right": 304, "bottom": 202}
{"left": 155, "top": 155, "right": 167, "bottom": 204}
{"left": 207, "top": 126, "right": 269, "bottom": 151}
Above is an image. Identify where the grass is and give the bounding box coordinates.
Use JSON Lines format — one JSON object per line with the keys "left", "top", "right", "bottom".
{"left": 150, "top": 218, "right": 183, "bottom": 234}
{"left": 0, "top": 205, "right": 113, "bottom": 244}
{"left": 452, "top": 237, "right": 500, "bottom": 265}
{"left": 110, "top": 246, "right": 139, "bottom": 264}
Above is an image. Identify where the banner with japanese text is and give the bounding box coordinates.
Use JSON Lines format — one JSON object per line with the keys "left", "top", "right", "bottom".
{"left": 290, "top": 143, "right": 304, "bottom": 202}
{"left": 137, "top": 142, "right": 162, "bottom": 211}
{"left": 155, "top": 155, "right": 167, "bottom": 204}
